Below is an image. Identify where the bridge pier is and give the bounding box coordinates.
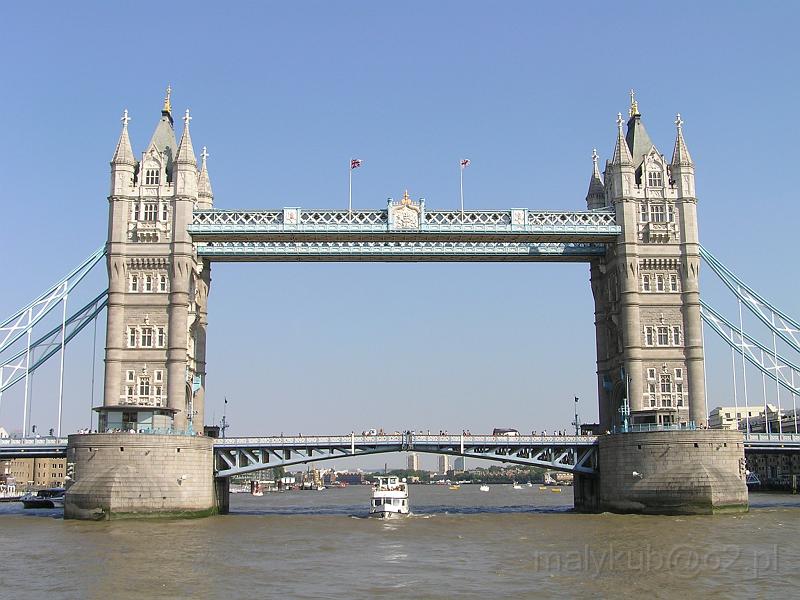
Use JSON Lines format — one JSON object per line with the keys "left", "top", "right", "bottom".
{"left": 64, "top": 434, "right": 220, "bottom": 520}
{"left": 576, "top": 430, "right": 748, "bottom": 515}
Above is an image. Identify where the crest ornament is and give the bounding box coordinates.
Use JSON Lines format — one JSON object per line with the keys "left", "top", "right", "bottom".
{"left": 388, "top": 190, "right": 424, "bottom": 230}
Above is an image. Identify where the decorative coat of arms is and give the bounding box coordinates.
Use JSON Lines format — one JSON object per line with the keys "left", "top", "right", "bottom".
{"left": 388, "top": 191, "right": 423, "bottom": 230}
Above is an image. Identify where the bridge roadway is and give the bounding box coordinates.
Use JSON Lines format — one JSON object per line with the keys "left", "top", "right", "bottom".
{"left": 2, "top": 433, "right": 799, "bottom": 475}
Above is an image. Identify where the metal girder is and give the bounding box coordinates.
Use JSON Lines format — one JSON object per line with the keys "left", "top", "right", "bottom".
{"left": 189, "top": 208, "right": 620, "bottom": 244}
{"left": 700, "top": 246, "right": 800, "bottom": 353}
{"left": 213, "top": 434, "right": 600, "bottom": 477}
{"left": 0, "top": 246, "right": 105, "bottom": 354}
{"left": 0, "top": 438, "right": 68, "bottom": 459}
{"left": 196, "top": 241, "right": 609, "bottom": 262}
{"left": 0, "top": 291, "right": 108, "bottom": 394}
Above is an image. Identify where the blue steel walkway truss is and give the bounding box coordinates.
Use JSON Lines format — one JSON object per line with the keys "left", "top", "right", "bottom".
{"left": 189, "top": 207, "right": 619, "bottom": 262}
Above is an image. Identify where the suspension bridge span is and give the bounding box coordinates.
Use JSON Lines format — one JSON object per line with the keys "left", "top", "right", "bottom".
{"left": 2, "top": 91, "right": 798, "bottom": 519}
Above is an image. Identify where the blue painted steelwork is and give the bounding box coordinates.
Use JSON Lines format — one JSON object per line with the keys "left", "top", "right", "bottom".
{"left": 0, "top": 437, "right": 69, "bottom": 458}
{"left": 189, "top": 208, "right": 620, "bottom": 242}
{"left": 0, "top": 246, "right": 106, "bottom": 354}
{"left": 0, "top": 291, "right": 108, "bottom": 394}
{"left": 213, "top": 433, "right": 600, "bottom": 477}
{"left": 197, "top": 241, "right": 609, "bottom": 262}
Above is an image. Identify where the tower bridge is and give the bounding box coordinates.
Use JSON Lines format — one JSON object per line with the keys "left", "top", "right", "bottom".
{"left": 2, "top": 89, "right": 798, "bottom": 518}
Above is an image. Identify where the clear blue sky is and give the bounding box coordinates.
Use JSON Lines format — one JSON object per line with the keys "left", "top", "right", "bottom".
{"left": 1, "top": 2, "right": 798, "bottom": 468}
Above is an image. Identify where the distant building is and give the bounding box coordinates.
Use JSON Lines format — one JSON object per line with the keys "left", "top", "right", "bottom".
{"left": 438, "top": 455, "right": 449, "bottom": 473}
{"left": 407, "top": 453, "right": 419, "bottom": 471}
{"left": 337, "top": 472, "right": 365, "bottom": 485}
{"left": 454, "top": 457, "right": 465, "bottom": 471}
{"left": 709, "top": 404, "right": 780, "bottom": 430}
{"left": 6, "top": 457, "right": 67, "bottom": 488}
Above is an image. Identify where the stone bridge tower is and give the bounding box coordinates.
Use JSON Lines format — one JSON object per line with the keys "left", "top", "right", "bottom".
{"left": 587, "top": 94, "right": 705, "bottom": 431}
{"left": 100, "top": 89, "right": 213, "bottom": 434}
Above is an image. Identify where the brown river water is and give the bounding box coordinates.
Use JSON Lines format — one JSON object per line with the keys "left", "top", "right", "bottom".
{"left": 1, "top": 486, "right": 798, "bottom": 599}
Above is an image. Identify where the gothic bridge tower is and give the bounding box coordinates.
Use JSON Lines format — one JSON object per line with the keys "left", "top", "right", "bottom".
{"left": 587, "top": 93, "right": 705, "bottom": 431}
{"left": 101, "top": 88, "right": 213, "bottom": 433}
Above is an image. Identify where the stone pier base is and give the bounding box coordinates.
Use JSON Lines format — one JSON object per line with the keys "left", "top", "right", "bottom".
{"left": 65, "top": 433, "right": 219, "bottom": 520}
{"left": 575, "top": 430, "right": 748, "bottom": 515}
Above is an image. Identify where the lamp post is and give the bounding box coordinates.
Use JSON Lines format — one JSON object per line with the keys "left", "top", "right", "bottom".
{"left": 573, "top": 396, "right": 580, "bottom": 436}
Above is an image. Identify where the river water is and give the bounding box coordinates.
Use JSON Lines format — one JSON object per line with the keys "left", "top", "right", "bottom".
{"left": 1, "top": 487, "right": 798, "bottom": 599}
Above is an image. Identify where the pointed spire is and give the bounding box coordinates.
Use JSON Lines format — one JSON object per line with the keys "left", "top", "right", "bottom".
{"left": 629, "top": 88, "right": 640, "bottom": 118}
{"left": 671, "top": 113, "right": 693, "bottom": 166}
{"left": 198, "top": 146, "right": 213, "bottom": 199}
{"left": 611, "top": 113, "right": 633, "bottom": 166}
{"left": 175, "top": 108, "right": 197, "bottom": 165}
{"left": 587, "top": 148, "right": 605, "bottom": 197}
{"left": 162, "top": 84, "right": 173, "bottom": 123}
{"left": 111, "top": 109, "right": 136, "bottom": 166}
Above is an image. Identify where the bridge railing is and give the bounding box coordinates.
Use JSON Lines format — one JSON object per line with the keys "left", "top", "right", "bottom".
{"left": 213, "top": 433, "right": 599, "bottom": 447}
{"left": 744, "top": 433, "right": 800, "bottom": 443}
{"left": 0, "top": 437, "right": 69, "bottom": 447}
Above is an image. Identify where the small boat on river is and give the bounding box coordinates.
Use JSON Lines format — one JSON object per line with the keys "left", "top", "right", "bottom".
{"left": 370, "top": 476, "right": 409, "bottom": 517}
{"left": 20, "top": 488, "right": 65, "bottom": 509}
{"left": 479, "top": 485, "right": 490, "bottom": 492}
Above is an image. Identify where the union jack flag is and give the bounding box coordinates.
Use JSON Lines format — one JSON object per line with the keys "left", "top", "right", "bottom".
{"left": 460, "top": 158, "right": 470, "bottom": 168}
{"left": 351, "top": 159, "right": 363, "bottom": 169}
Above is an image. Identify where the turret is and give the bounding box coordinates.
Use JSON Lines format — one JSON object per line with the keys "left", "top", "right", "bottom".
{"left": 605, "top": 112, "right": 635, "bottom": 201}
{"left": 197, "top": 146, "right": 213, "bottom": 210}
{"left": 174, "top": 109, "right": 198, "bottom": 197}
{"left": 585, "top": 148, "right": 605, "bottom": 209}
{"left": 110, "top": 109, "right": 136, "bottom": 196}
{"left": 670, "top": 113, "right": 695, "bottom": 198}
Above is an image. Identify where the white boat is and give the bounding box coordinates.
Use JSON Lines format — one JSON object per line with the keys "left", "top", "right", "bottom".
{"left": 479, "top": 485, "right": 490, "bottom": 492}
{"left": 512, "top": 483, "right": 524, "bottom": 490}
{"left": 526, "top": 482, "right": 533, "bottom": 487}
{"left": 370, "top": 476, "right": 409, "bottom": 517}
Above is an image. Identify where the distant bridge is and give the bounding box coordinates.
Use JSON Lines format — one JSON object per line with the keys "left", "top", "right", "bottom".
{"left": 4, "top": 433, "right": 799, "bottom": 476}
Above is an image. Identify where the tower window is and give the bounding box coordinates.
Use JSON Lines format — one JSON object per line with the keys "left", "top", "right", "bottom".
{"left": 657, "top": 327, "right": 669, "bottom": 346}
{"left": 676, "top": 383, "right": 684, "bottom": 406}
{"left": 660, "top": 374, "right": 672, "bottom": 394}
{"left": 126, "top": 370, "right": 135, "bottom": 382}
{"left": 645, "top": 327, "right": 654, "bottom": 346}
{"left": 143, "top": 203, "right": 158, "bottom": 221}
{"left": 128, "top": 327, "right": 137, "bottom": 348}
{"left": 159, "top": 275, "right": 168, "bottom": 292}
{"left": 639, "top": 204, "right": 648, "bottom": 223}
{"left": 647, "top": 368, "right": 657, "bottom": 380}
{"left": 161, "top": 203, "right": 168, "bottom": 221}
{"left": 141, "top": 327, "right": 153, "bottom": 348}
{"left": 670, "top": 274, "right": 679, "bottom": 292}
{"left": 647, "top": 171, "right": 663, "bottom": 188}
{"left": 130, "top": 275, "right": 139, "bottom": 292}
{"left": 648, "top": 383, "right": 657, "bottom": 407}
{"left": 144, "top": 169, "right": 160, "bottom": 185}
{"left": 672, "top": 326, "right": 681, "bottom": 346}
{"left": 642, "top": 274, "right": 651, "bottom": 292}
{"left": 656, "top": 275, "right": 665, "bottom": 292}
{"left": 157, "top": 327, "right": 166, "bottom": 347}
{"left": 675, "top": 368, "right": 683, "bottom": 380}
{"left": 139, "top": 377, "right": 150, "bottom": 397}
{"left": 650, "top": 205, "right": 666, "bottom": 222}
{"left": 154, "top": 370, "right": 163, "bottom": 383}
{"left": 145, "top": 275, "right": 153, "bottom": 292}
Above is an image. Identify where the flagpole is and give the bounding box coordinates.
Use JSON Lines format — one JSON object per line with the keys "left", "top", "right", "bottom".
{"left": 460, "top": 163, "right": 464, "bottom": 221}
{"left": 349, "top": 162, "right": 352, "bottom": 217}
